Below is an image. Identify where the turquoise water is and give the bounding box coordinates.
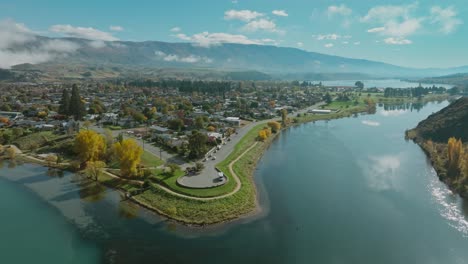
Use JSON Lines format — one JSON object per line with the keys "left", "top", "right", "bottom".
{"left": 2, "top": 100, "right": 468, "bottom": 263}
{"left": 311, "top": 79, "right": 453, "bottom": 88}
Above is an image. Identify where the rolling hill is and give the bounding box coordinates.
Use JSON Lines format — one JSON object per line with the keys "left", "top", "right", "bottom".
{"left": 3, "top": 36, "right": 468, "bottom": 80}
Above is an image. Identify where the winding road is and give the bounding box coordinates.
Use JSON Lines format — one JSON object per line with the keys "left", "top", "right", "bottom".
{"left": 150, "top": 142, "right": 258, "bottom": 201}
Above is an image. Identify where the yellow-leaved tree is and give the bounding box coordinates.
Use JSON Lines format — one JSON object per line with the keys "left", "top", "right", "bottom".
{"left": 74, "top": 130, "right": 106, "bottom": 163}
{"left": 114, "top": 139, "right": 143, "bottom": 177}
{"left": 447, "top": 137, "right": 464, "bottom": 177}
{"left": 267, "top": 121, "right": 281, "bottom": 133}
{"left": 258, "top": 129, "right": 267, "bottom": 141}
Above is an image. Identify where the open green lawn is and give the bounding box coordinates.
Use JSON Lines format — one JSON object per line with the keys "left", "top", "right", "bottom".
{"left": 140, "top": 151, "right": 164, "bottom": 168}
{"left": 13, "top": 131, "right": 68, "bottom": 151}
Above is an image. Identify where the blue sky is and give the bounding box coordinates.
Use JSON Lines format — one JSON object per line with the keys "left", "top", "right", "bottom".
{"left": 0, "top": 0, "right": 467, "bottom": 68}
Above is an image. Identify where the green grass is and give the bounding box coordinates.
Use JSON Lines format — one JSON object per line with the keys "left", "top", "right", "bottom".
{"left": 13, "top": 131, "right": 66, "bottom": 151}
{"left": 140, "top": 151, "right": 164, "bottom": 168}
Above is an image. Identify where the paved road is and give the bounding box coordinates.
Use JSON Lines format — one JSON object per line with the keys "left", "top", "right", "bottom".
{"left": 178, "top": 101, "right": 326, "bottom": 188}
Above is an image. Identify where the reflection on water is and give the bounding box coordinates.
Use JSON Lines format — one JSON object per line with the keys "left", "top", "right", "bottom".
{"left": 429, "top": 168, "right": 468, "bottom": 237}
{"left": 72, "top": 174, "right": 107, "bottom": 203}
{"left": 118, "top": 199, "right": 139, "bottom": 219}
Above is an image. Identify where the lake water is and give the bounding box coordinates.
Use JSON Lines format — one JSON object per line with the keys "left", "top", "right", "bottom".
{"left": 2, "top": 100, "right": 468, "bottom": 264}
{"left": 311, "top": 79, "right": 454, "bottom": 89}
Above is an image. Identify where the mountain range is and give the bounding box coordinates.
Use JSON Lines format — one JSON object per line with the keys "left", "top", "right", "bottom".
{"left": 3, "top": 36, "right": 468, "bottom": 81}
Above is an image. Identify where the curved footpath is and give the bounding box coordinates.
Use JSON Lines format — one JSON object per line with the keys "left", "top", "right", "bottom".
{"left": 150, "top": 142, "right": 258, "bottom": 201}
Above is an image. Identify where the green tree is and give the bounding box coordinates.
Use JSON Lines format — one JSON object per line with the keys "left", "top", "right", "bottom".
{"left": 355, "top": 81, "right": 364, "bottom": 89}
{"left": 281, "top": 109, "right": 288, "bottom": 126}
{"left": 195, "top": 116, "right": 205, "bottom": 129}
{"left": 69, "top": 84, "right": 86, "bottom": 121}
{"left": 188, "top": 131, "right": 208, "bottom": 159}
{"left": 324, "top": 92, "right": 332, "bottom": 104}
{"left": 168, "top": 118, "right": 184, "bottom": 131}
{"left": 58, "top": 89, "right": 70, "bottom": 116}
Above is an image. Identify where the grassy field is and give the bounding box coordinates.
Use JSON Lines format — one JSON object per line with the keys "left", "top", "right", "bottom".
{"left": 12, "top": 131, "right": 67, "bottom": 151}
{"left": 140, "top": 151, "right": 164, "bottom": 168}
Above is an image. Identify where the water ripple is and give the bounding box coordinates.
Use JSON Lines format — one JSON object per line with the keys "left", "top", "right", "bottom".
{"left": 429, "top": 168, "right": 468, "bottom": 236}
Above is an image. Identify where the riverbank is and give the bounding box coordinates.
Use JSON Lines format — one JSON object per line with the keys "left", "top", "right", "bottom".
{"left": 410, "top": 140, "right": 468, "bottom": 197}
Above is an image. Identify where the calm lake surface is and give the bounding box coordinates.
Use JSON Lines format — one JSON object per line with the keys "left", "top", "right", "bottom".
{"left": 312, "top": 79, "right": 454, "bottom": 89}
{"left": 2, "top": 100, "right": 468, "bottom": 264}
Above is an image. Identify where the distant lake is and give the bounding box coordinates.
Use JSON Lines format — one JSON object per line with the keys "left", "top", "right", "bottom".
{"left": 312, "top": 79, "right": 454, "bottom": 89}
{"left": 3, "top": 100, "right": 468, "bottom": 263}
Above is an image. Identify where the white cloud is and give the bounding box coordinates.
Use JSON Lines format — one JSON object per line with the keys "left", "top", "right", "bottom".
{"left": 40, "top": 39, "right": 80, "bottom": 53}
{"left": 314, "top": 34, "right": 351, "bottom": 41}
{"left": 170, "top": 27, "right": 181, "bottom": 32}
{"left": 272, "top": 10, "right": 288, "bottom": 17}
{"left": 361, "top": 3, "right": 417, "bottom": 23}
{"left": 109, "top": 25, "right": 124, "bottom": 31}
{"left": 363, "top": 155, "right": 403, "bottom": 191}
{"left": 380, "top": 109, "right": 408, "bottom": 117}
{"left": 384, "top": 37, "right": 412, "bottom": 45}
{"left": 0, "top": 19, "right": 35, "bottom": 49}
{"left": 224, "top": 9, "right": 264, "bottom": 22}
{"left": 430, "top": 6, "right": 462, "bottom": 34}
{"left": 297, "top": 42, "right": 304, "bottom": 48}
{"left": 362, "top": 120, "right": 380, "bottom": 127}
{"left": 384, "top": 19, "right": 422, "bottom": 37}
{"left": 327, "top": 4, "right": 352, "bottom": 17}
{"left": 0, "top": 19, "right": 80, "bottom": 68}
{"left": 342, "top": 41, "right": 349, "bottom": 44}
{"left": 362, "top": 3, "right": 422, "bottom": 40}
{"left": 88, "top": 40, "right": 107, "bottom": 49}
{"left": 50, "top": 24, "right": 118, "bottom": 41}
{"left": 354, "top": 41, "right": 361, "bottom": 45}
{"left": 154, "top": 50, "right": 212, "bottom": 64}
{"left": 174, "top": 33, "right": 191, "bottom": 41}
{"left": 173, "top": 31, "right": 274, "bottom": 47}
{"left": 367, "top": 27, "right": 385, "bottom": 33}
{"left": 324, "top": 43, "right": 334, "bottom": 48}
{"left": 242, "top": 18, "right": 281, "bottom": 33}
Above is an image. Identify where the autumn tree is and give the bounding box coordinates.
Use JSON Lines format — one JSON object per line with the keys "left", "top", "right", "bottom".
{"left": 5, "top": 147, "right": 16, "bottom": 159}
{"left": 85, "top": 161, "right": 106, "bottom": 180}
{"left": 447, "top": 137, "right": 464, "bottom": 177}
{"left": 114, "top": 139, "right": 143, "bottom": 177}
{"left": 45, "top": 155, "right": 58, "bottom": 166}
{"left": 258, "top": 129, "right": 268, "bottom": 141}
{"left": 267, "top": 121, "right": 281, "bottom": 133}
{"left": 74, "top": 130, "right": 106, "bottom": 163}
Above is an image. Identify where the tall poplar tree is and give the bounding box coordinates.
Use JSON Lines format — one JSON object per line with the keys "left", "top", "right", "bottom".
{"left": 58, "top": 89, "right": 70, "bottom": 116}
{"left": 69, "top": 84, "right": 86, "bottom": 121}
